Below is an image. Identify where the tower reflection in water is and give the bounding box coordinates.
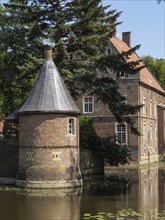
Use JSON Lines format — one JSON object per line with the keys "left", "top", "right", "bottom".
{"left": 1, "top": 164, "right": 165, "bottom": 220}
{"left": 17, "top": 187, "right": 82, "bottom": 220}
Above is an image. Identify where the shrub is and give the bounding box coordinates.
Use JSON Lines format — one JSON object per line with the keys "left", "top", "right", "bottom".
{"left": 80, "top": 116, "right": 131, "bottom": 166}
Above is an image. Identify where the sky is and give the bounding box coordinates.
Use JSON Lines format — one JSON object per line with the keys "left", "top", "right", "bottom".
{"left": 103, "top": 0, "right": 165, "bottom": 59}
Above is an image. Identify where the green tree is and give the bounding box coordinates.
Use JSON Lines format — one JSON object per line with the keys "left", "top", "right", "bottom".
{"left": 0, "top": 0, "right": 141, "bottom": 129}
{"left": 141, "top": 56, "right": 165, "bottom": 85}
{"left": 157, "top": 0, "right": 165, "bottom": 3}
{"left": 0, "top": 4, "right": 43, "bottom": 115}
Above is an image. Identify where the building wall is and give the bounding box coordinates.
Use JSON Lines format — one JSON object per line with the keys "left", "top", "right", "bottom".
{"left": 0, "top": 141, "right": 104, "bottom": 184}
{"left": 17, "top": 114, "right": 82, "bottom": 188}
{"left": 0, "top": 140, "right": 18, "bottom": 183}
{"left": 139, "top": 85, "right": 165, "bottom": 163}
{"left": 158, "top": 105, "right": 165, "bottom": 158}
{"left": 19, "top": 114, "right": 79, "bottom": 147}
{"left": 75, "top": 77, "right": 140, "bottom": 161}
{"left": 75, "top": 75, "right": 165, "bottom": 164}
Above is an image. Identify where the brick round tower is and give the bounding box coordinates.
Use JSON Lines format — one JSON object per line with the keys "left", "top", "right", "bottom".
{"left": 16, "top": 49, "right": 82, "bottom": 188}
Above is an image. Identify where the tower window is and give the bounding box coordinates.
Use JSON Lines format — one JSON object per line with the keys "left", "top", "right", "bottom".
{"left": 68, "top": 118, "right": 75, "bottom": 134}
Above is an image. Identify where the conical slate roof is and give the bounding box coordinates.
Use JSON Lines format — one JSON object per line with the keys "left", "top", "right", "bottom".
{"left": 18, "top": 49, "right": 80, "bottom": 115}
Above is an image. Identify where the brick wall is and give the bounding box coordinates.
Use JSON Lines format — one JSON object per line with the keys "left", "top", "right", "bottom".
{"left": 19, "top": 114, "right": 79, "bottom": 147}
{"left": 0, "top": 140, "right": 18, "bottom": 178}
{"left": 17, "top": 113, "right": 82, "bottom": 186}
{"left": 17, "top": 146, "right": 81, "bottom": 181}
{"left": 158, "top": 106, "right": 165, "bottom": 157}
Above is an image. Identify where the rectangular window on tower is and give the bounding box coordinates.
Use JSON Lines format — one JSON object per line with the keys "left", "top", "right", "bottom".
{"left": 116, "top": 124, "right": 127, "bottom": 144}
{"left": 68, "top": 118, "right": 75, "bottom": 134}
{"left": 83, "top": 96, "right": 93, "bottom": 113}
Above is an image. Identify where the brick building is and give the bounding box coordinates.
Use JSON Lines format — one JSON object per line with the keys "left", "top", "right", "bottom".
{"left": 75, "top": 32, "right": 165, "bottom": 164}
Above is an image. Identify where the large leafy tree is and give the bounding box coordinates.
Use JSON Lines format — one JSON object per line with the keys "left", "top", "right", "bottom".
{"left": 141, "top": 56, "right": 165, "bottom": 85}
{"left": 0, "top": 0, "right": 141, "bottom": 126}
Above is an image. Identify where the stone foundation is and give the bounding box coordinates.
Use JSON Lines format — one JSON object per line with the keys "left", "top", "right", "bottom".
{"left": 16, "top": 179, "right": 82, "bottom": 188}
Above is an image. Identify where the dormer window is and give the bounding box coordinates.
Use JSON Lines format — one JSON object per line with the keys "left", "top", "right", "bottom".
{"left": 119, "top": 71, "right": 125, "bottom": 77}
{"left": 106, "top": 47, "right": 113, "bottom": 55}
{"left": 116, "top": 71, "right": 126, "bottom": 79}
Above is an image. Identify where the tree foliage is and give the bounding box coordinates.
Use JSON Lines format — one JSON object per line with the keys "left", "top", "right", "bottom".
{"left": 80, "top": 116, "right": 131, "bottom": 166}
{"left": 141, "top": 56, "right": 165, "bottom": 85}
{"left": 157, "top": 0, "right": 165, "bottom": 3}
{"left": 0, "top": 0, "right": 141, "bottom": 132}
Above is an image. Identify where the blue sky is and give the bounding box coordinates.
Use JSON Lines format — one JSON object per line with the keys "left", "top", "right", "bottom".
{"left": 103, "top": 0, "right": 165, "bottom": 59}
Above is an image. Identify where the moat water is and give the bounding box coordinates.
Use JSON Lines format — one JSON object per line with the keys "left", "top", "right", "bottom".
{"left": 0, "top": 163, "right": 165, "bottom": 220}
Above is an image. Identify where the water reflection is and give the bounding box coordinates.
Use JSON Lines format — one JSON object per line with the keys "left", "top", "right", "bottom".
{"left": 0, "top": 164, "right": 165, "bottom": 220}
{"left": 0, "top": 187, "right": 82, "bottom": 220}
{"left": 138, "top": 166, "right": 159, "bottom": 219}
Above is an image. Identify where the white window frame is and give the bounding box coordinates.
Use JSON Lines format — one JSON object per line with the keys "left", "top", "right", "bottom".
{"left": 115, "top": 123, "right": 127, "bottom": 145}
{"left": 83, "top": 96, "right": 94, "bottom": 113}
{"left": 68, "top": 118, "right": 75, "bottom": 135}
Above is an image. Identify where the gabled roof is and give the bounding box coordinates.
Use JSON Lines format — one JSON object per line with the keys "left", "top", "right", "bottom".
{"left": 17, "top": 50, "right": 80, "bottom": 115}
{"left": 110, "top": 36, "right": 165, "bottom": 94}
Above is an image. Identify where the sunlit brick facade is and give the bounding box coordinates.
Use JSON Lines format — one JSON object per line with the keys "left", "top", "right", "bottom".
{"left": 75, "top": 33, "right": 165, "bottom": 164}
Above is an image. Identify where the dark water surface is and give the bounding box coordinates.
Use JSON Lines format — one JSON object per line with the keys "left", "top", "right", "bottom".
{"left": 0, "top": 164, "right": 165, "bottom": 220}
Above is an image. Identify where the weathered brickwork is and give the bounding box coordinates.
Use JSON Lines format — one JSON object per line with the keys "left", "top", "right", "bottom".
{"left": 158, "top": 106, "right": 165, "bottom": 158}
{"left": 17, "top": 146, "right": 81, "bottom": 181}
{"left": 76, "top": 76, "right": 165, "bottom": 164}
{"left": 16, "top": 113, "right": 82, "bottom": 188}
{"left": 19, "top": 114, "right": 78, "bottom": 147}
{"left": 0, "top": 140, "right": 103, "bottom": 185}
{"left": 138, "top": 85, "right": 165, "bottom": 163}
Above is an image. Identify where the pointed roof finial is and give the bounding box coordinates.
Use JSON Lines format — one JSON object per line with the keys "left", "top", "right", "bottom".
{"left": 45, "top": 47, "right": 52, "bottom": 60}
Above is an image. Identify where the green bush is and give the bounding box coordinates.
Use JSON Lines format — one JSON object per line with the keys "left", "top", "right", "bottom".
{"left": 80, "top": 116, "right": 131, "bottom": 166}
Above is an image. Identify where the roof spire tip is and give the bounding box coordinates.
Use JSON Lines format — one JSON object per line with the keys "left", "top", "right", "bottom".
{"left": 44, "top": 47, "right": 53, "bottom": 60}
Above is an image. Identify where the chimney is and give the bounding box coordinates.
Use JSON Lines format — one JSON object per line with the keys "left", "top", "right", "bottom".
{"left": 122, "top": 32, "right": 131, "bottom": 47}
{"left": 45, "top": 48, "right": 52, "bottom": 60}
{"left": 112, "top": 19, "right": 117, "bottom": 38}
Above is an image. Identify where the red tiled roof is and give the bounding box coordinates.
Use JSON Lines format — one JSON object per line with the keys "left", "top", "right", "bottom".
{"left": 110, "top": 36, "right": 165, "bottom": 94}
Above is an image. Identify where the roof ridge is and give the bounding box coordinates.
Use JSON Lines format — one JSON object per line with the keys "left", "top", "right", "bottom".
{"left": 110, "top": 36, "right": 165, "bottom": 94}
